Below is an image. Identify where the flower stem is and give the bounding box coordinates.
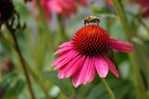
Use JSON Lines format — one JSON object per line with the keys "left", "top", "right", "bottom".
{"left": 27, "top": 64, "right": 52, "bottom": 99}
{"left": 112, "top": 0, "right": 147, "bottom": 99}
{"left": 35, "top": 0, "right": 54, "bottom": 50}
{"left": 8, "top": 29, "right": 35, "bottom": 99}
{"left": 100, "top": 78, "right": 115, "bottom": 99}
{"left": 57, "top": 16, "right": 69, "bottom": 41}
{"left": 35, "top": 0, "right": 48, "bottom": 28}
{"left": 1, "top": 31, "right": 51, "bottom": 99}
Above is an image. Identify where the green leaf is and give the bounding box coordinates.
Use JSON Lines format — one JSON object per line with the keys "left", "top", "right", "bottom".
{"left": 142, "top": 40, "right": 149, "bottom": 54}
{"left": 87, "top": 79, "right": 132, "bottom": 99}
{"left": 3, "top": 77, "right": 25, "bottom": 98}
{"left": 43, "top": 71, "right": 75, "bottom": 96}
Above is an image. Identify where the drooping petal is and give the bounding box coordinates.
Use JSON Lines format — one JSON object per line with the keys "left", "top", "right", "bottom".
{"left": 54, "top": 50, "right": 79, "bottom": 70}
{"left": 57, "top": 66, "right": 66, "bottom": 79}
{"left": 110, "top": 38, "right": 134, "bottom": 52}
{"left": 72, "top": 57, "right": 96, "bottom": 87}
{"left": 102, "top": 55, "right": 119, "bottom": 78}
{"left": 58, "top": 54, "right": 85, "bottom": 78}
{"left": 53, "top": 46, "right": 73, "bottom": 55}
{"left": 59, "top": 41, "right": 73, "bottom": 48}
{"left": 65, "top": 55, "right": 85, "bottom": 78}
{"left": 95, "top": 55, "right": 109, "bottom": 78}
{"left": 52, "top": 50, "right": 76, "bottom": 66}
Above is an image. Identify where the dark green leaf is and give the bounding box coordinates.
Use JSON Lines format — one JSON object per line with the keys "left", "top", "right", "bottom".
{"left": 43, "top": 71, "right": 75, "bottom": 96}
{"left": 3, "top": 78, "right": 25, "bottom": 98}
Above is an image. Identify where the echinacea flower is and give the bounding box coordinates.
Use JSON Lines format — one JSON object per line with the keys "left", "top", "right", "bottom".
{"left": 30, "top": 0, "right": 88, "bottom": 19}
{"left": 52, "top": 16, "right": 134, "bottom": 87}
{"left": 49, "top": 0, "right": 88, "bottom": 17}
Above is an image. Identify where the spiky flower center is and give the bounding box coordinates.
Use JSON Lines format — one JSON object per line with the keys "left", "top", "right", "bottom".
{"left": 72, "top": 25, "right": 110, "bottom": 56}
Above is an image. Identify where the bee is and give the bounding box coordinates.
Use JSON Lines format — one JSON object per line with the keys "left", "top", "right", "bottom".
{"left": 83, "top": 15, "right": 100, "bottom": 26}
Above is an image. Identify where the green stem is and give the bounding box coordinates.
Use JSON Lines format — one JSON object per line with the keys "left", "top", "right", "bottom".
{"left": 53, "top": 16, "right": 69, "bottom": 49}
{"left": 112, "top": 0, "right": 131, "bottom": 40}
{"left": 137, "top": 16, "right": 149, "bottom": 34}
{"left": 35, "top": 0, "right": 54, "bottom": 50}
{"left": 26, "top": 64, "right": 52, "bottom": 99}
{"left": 34, "top": 0, "right": 55, "bottom": 71}
{"left": 127, "top": 11, "right": 149, "bottom": 35}
{"left": 112, "top": 0, "right": 147, "bottom": 99}
{"left": 101, "top": 79, "right": 115, "bottom": 99}
{"left": 8, "top": 29, "right": 36, "bottom": 99}
{"left": 35, "top": 0, "right": 48, "bottom": 29}
{"left": 57, "top": 16, "right": 69, "bottom": 41}
{"left": 0, "top": 32, "right": 51, "bottom": 99}
{"left": 0, "top": 33, "right": 14, "bottom": 48}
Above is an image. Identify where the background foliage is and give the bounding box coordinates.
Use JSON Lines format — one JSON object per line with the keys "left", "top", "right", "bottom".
{"left": 0, "top": 0, "right": 149, "bottom": 99}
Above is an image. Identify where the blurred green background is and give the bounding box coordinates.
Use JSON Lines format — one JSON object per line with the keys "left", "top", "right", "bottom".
{"left": 0, "top": 0, "right": 149, "bottom": 99}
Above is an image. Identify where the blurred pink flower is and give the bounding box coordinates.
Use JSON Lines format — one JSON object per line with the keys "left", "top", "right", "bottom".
{"left": 131, "top": 0, "right": 149, "bottom": 8}
{"left": 106, "top": 0, "right": 113, "bottom": 7}
{"left": 30, "top": 0, "right": 88, "bottom": 19}
{"left": 52, "top": 24, "right": 134, "bottom": 87}
{"left": 131, "top": 0, "right": 149, "bottom": 18}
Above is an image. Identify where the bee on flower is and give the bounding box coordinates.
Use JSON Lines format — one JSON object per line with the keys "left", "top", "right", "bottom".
{"left": 52, "top": 16, "right": 134, "bottom": 88}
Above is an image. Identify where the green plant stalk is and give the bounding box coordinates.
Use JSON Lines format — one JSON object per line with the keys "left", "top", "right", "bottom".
{"left": 0, "top": 33, "right": 51, "bottom": 99}
{"left": 26, "top": 64, "right": 52, "bottom": 99}
{"left": 112, "top": 0, "right": 147, "bottom": 99}
{"left": 137, "top": 16, "right": 149, "bottom": 34}
{"left": 0, "top": 33, "right": 14, "bottom": 48}
{"left": 57, "top": 16, "right": 69, "bottom": 41}
{"left": 8, "top": 30, "right": 35, "bottom": 99}
{"left": 127, "top": 11, "right": 149, "bottom": 34}
{"left": 35, "top": 0, "right": 49, "bottom": 31}
{"left": 101, "top": 78, "right": 115, "bottom": 99}
{"left": 53, "top": 16, "right": 69, "bottom": 49}
{"left": 34, "top": 0, "right": 54, "bottom": 71}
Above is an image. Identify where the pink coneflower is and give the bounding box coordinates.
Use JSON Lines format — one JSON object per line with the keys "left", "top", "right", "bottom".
{"left": 52, "top": 16, "right": 134, "bottom": 87}
{"left": 49, "top": 0, "right": 88, "bottom": 17}
{"left": 30, "top": 0, "right": 88, "bottom": 19}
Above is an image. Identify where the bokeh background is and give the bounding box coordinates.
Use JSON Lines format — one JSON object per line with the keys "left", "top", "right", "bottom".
{"left": 0, "top": 0, "right": 149, "bottom": 99}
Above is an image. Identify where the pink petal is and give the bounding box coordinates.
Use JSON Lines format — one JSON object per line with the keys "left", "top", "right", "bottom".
{"left": 58, "top": 54, "right": 84, "bottom": 78}
{"left": 57, "top": 0, "right": 70, "bottom": 9}
{"left": 102, "top": 55, "right": 119, "bottom": 78}
{"left": 95, "top": 55, "right": 109, "bottom": 78}
{"left": 57, "top": 66, "right": 66, "bottom": 79}
{"left": 110, "top": 38, "right": 134, "bottom": 52}
{"left": 48, "top": 0, "right": 62, "bottom": 13}
{"left": 41, "top": 0, "right": 51, "bottom": 19}
{"left": 52, "top": 50, "right": 76, "bottom": 66}
{"left": 59, "top": 42, "right": 72, "bottom": 48}
{"left": 65, "top": 55, "right": 85, "bottom": 78}
{"left": 53, "top": 46, "right": 73, "bottom": 55}
{"left": 58, "top": 54, "right": 85, "bottom": 79}
{"left": 58, "top": 0, "right": 77, "bottom": 14}
{"left": 72, "top": 57, "right": 96, "bottom": 87}
{"left": 54, "top": 50, "right": 79, "bottom": 70}
{"left": 58, "top": 0, "right": 76, "bottom": 10}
